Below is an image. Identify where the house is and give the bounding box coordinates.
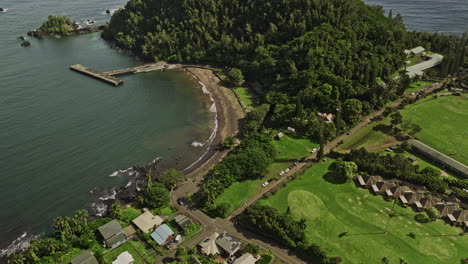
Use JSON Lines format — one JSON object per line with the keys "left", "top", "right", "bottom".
{"left": 401, "top": 191, "right": 425, "bottom": 205}
{"left": 233, "top": 253, "right": 259, "bottom": 264}
{"left": 112, "top": 251, "right": 134, "bottom": 264}
{"left": 448, "top": 210, "right": 468, "bottom": 224}
{"left": 355, "top": 175, "right": 367, "bottom": 187}
{"left": 199, "top": 232, "right": 221, "bottom": 256}
{"left": 418, "top": 197, "right": 438, "bottom": 211}
{"left": 122, "top": 225, "right": 136, "bottom": 239}
{"left": 215, "top": 232, "right": 241, "bottom": 257}
{"left": 434, "top": 202, "right": 459, "bottom": 217}
{"left": 387, "top": 186, "right": 411, "bottom": 199}
{"left": 98, "top": 220, "right": 126, "bottom": 248}
{"left": 174, "top": 214, "right": 192, "bottom": 230}
{"left": 132, "top": 211, "right": 163, "bottom": 233}
{"left": 150, "top": 224, "right": 174, "bottom": 246}
{"left": 318, "top": 112, "right": 335, "bottom": 123}
{"left": 410, "top": 46, "right": 425, "bottom": 55}
{"left": 375, "top": 181, "right": 396, "bottom": 195}
{"left": 71, "top": 251, "right": 99, "bottom": 264}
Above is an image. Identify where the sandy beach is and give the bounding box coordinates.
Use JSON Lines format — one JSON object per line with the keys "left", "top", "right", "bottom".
{"left": 182, "top": 67, "right": 245, "bottom": 178}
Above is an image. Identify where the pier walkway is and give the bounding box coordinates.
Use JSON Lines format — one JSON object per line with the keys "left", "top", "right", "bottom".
{"left": 70, "top": 61, "right": 181, "bottom": 86}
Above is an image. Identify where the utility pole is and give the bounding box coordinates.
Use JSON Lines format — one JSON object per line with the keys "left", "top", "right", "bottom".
{"left": 384, "top": 199, "right": 397, "bottom": 234}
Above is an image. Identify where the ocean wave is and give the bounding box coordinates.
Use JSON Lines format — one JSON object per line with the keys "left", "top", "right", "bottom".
{"left": 99, "top": 189, "right": 117, "bottom": 201}
{"left": 0, "top": 232, "right": 41, "bottom": 257}
{"left": 125, "top": 181, "right": 132, "bottom": 188}
{"left": 89, "top": 202, "right": 107, "bottom": 217}
{"left": 191, "top": 141, "right": 204, "bottom": 147}
{"left": 108, "top": 167, "right": 135, "bottom": 177}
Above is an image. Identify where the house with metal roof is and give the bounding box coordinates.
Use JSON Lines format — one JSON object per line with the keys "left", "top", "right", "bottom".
{"left": 435, "top": 202, "right": 459, "bottom": 217}
{"left": 132, "top": 211, "right": 163, "bottom": 233}
{"left": 71, "top": 251, "right": 99, "bottom": 264}
{"left": 150, "top": 224, "right": 174, "bottom": 245}
{"left": 410, "top": 46, "right": 425, "bottom": 55}
{"left": 98, "top": 220, "right": 126, "bottom": 248}
{"left": 215, "top": 232, "right": 241, "bottom": 257}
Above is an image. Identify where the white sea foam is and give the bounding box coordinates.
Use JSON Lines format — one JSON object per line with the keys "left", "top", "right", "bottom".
{"left": 90, "top": 202, "right": 107, "bottom": 217}
{"left": 0, "top": 232, "right": 41, "bottom": 257}
{"left": 0, "top": 8, "right": 8, "bottom": 12}
{"left": 184, "top": 74, "right": 219, "bottom": 171}
{"left": 125, "top": 181, "right": 132, "bottom": 188}
{"left": 99, "top": 189, "right": 117, "bottom": 201}
{"left": 191, "top": 141, "right": 204, "bottom": 147}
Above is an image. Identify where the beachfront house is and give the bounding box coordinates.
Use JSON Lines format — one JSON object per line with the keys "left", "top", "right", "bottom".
{"left": 150, "top": 224, "right": 174, "bottom": 246}
{"left": 98, "top": 220, "right": 126, "bottom": 248}
{"left": 71, "top": 251, "right": 99, "bottom": 264}
{"left": 132, "top": 211, "right": 163, "bottom": 233}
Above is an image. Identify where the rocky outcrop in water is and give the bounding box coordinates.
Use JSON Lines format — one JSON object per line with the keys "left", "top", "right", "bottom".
{"left": 20, "top": 41, "right": 31, "bottom": 47}
{"left": 0, "top": 8, "right": 5, "bottom": 12}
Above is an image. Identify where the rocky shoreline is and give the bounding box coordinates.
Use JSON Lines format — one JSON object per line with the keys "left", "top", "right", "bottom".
{"left": 27, "top": 25, "right": 105, "bottom": 39}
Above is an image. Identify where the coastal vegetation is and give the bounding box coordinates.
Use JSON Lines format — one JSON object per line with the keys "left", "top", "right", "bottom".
{"left": 255, "top": 161, "right": 468, "bottom": 263}
{"left": 36, "top": 15, "right": 75, "bottom": 36}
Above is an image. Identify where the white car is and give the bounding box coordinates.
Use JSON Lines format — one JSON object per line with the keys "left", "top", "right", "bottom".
{"left": 262, "top": 181, "right": 269, "bottom": 187}
{"left": 285, "top": 168, "right": 290, "bottom": 173}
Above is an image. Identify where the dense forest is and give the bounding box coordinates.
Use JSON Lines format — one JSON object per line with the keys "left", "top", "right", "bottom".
{"left": 103, "top": 0, "right": 410, "bottom": 134}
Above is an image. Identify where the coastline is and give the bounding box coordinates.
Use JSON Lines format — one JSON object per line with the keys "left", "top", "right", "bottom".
{"left": 180, "top": 67, "right": 245, "bottom": 178}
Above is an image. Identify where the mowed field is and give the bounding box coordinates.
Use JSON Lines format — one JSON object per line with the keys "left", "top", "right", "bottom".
{"left": 214, "top": 135, "right": 318, "bottom": 213}
{"left": 400, "top": 95, "right": 468, "bottom": 165}
{"left": 338, "top": 122, "right": 395, "bottom": 151}
{"left": 259, "top": 161, "right": 468, "bottom": 263}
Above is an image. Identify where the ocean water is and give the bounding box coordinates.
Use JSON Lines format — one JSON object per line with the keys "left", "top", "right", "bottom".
{"left": 364, "top": 0, "right": 468, "bottom": 35}
{"left": 0, "top": 0, "right": 213, "bottom": 253}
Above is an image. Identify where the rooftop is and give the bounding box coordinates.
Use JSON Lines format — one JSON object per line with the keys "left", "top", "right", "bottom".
{"left": 98, "top": 220, "right": 123, "bottom": 240}
{"left": 150, "top": 224, "right": 174, "bottom": 245}
{"left": 132, "top": 211, "right": 163, "bottom": 233}
{"left": 215, "top": 232, "right": 241, "bottom": 255}
{"left": 71, "top": 251, "right": 99, "bottom": 264}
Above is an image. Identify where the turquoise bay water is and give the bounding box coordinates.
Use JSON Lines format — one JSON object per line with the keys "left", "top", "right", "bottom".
{"left": 0, "top": 0, "right": 212, "bottom": 251}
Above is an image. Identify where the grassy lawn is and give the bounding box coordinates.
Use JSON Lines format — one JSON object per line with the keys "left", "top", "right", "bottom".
{"left": 338, "top": 122, "right": 393, "bottom": 151}
{"left": 400, "top": 95, "right": 468, "bottom": 165}
{"left": 405, "top": 80, "right": 434, "bottom": 94}
{"left": 152, "top": 204, "right": 176, "bottom": 216}
{"left": 102, "top": 240, "right": 156, "bottom": 264}
{"left": 259, "top": 161, "right": 468, "bottom": 263}
{"left": 122, "top": 208, "right": 142, "bottom": 222}
{"left": 214, "top": 135, "right": 318, "bottom": 214}
{"left": 233, "top": 87, "right": 256, "bottom": 112}
{"left": 183, "top": 222, "right": 202, "bottom": 241}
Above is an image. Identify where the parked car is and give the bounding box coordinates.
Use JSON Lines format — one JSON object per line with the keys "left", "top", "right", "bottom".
{"left": 262, "top": 181, "right": 269, "bottom": 187}
{"left": 285, "top": 168, "right": 290, "bottom": 173}
{"left": 177, "top": 198, "right": 185, "bottom": 206}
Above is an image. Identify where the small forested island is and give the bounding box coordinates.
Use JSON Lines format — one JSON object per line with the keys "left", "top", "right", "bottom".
{"left": 28, "top": 15, "right": 105, "bottom": 38}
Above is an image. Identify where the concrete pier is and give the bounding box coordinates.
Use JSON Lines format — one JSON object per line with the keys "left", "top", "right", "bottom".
{"left": 70, "top": 64, "right": 123, "bottom": 86}
{"left": 70, "top": 61, "right": 180, "bottom": 86}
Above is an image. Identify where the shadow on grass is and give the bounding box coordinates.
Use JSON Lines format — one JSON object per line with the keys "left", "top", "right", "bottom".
{"left": 322, "top": 172, "right": 347, "bottom": 184}
{"left": 373, "top": 123, "right": 392, "bottom": 134}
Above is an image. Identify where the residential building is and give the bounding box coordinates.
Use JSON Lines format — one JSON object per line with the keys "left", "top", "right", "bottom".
{"left": 434, "top": 202, "right": 459, "bottom": 217}
{"left": 174, "top": 214, "right": 192, "bottom": 230}
{"left": 71, "top": 251, "right": 99, "bottom": 264}
{"left": 98, "top": 220, "right": 126, "bottom": 248}
{"left": 233, "top": 253, "right": 259, "bottom": 264}
{"left": 150, "top": 224, "right": 174, "bottom": 246}
{"left": 199, "top": 232, "right": 221, "bottom": 256}
{"left": 215, "top": 232, "right": 241, "bottom": 257}
{"left": 112, "top": 251, "right": 134, "bottom": 264}
{"left": 132, "top": 211, "right": 163, "bottom": 233}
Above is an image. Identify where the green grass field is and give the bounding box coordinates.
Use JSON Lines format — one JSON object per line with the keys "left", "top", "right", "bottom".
{"left": 405, "top": 80, "right": 434, "bottom": 94}
{"left": 102, "top": 241, "right": 156, "bottom": 264}
{"left": 259, "top": 161, "right": 468, "bottom": 263}
{"left": 338, "top": 122, "right": 393, "bottom": 151}
{"left": 214, "top": 135, "right": 318, "bottom": 214}
{"left": 400, "top": 95, "right": 468, "bottom": 165}
{"left": 233, "top": 87, "right": 256, "bottom": 112}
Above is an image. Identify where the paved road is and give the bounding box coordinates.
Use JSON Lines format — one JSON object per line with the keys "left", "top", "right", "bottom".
{"left": 162, "top": 77, "right": 452, "bottom": 263}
